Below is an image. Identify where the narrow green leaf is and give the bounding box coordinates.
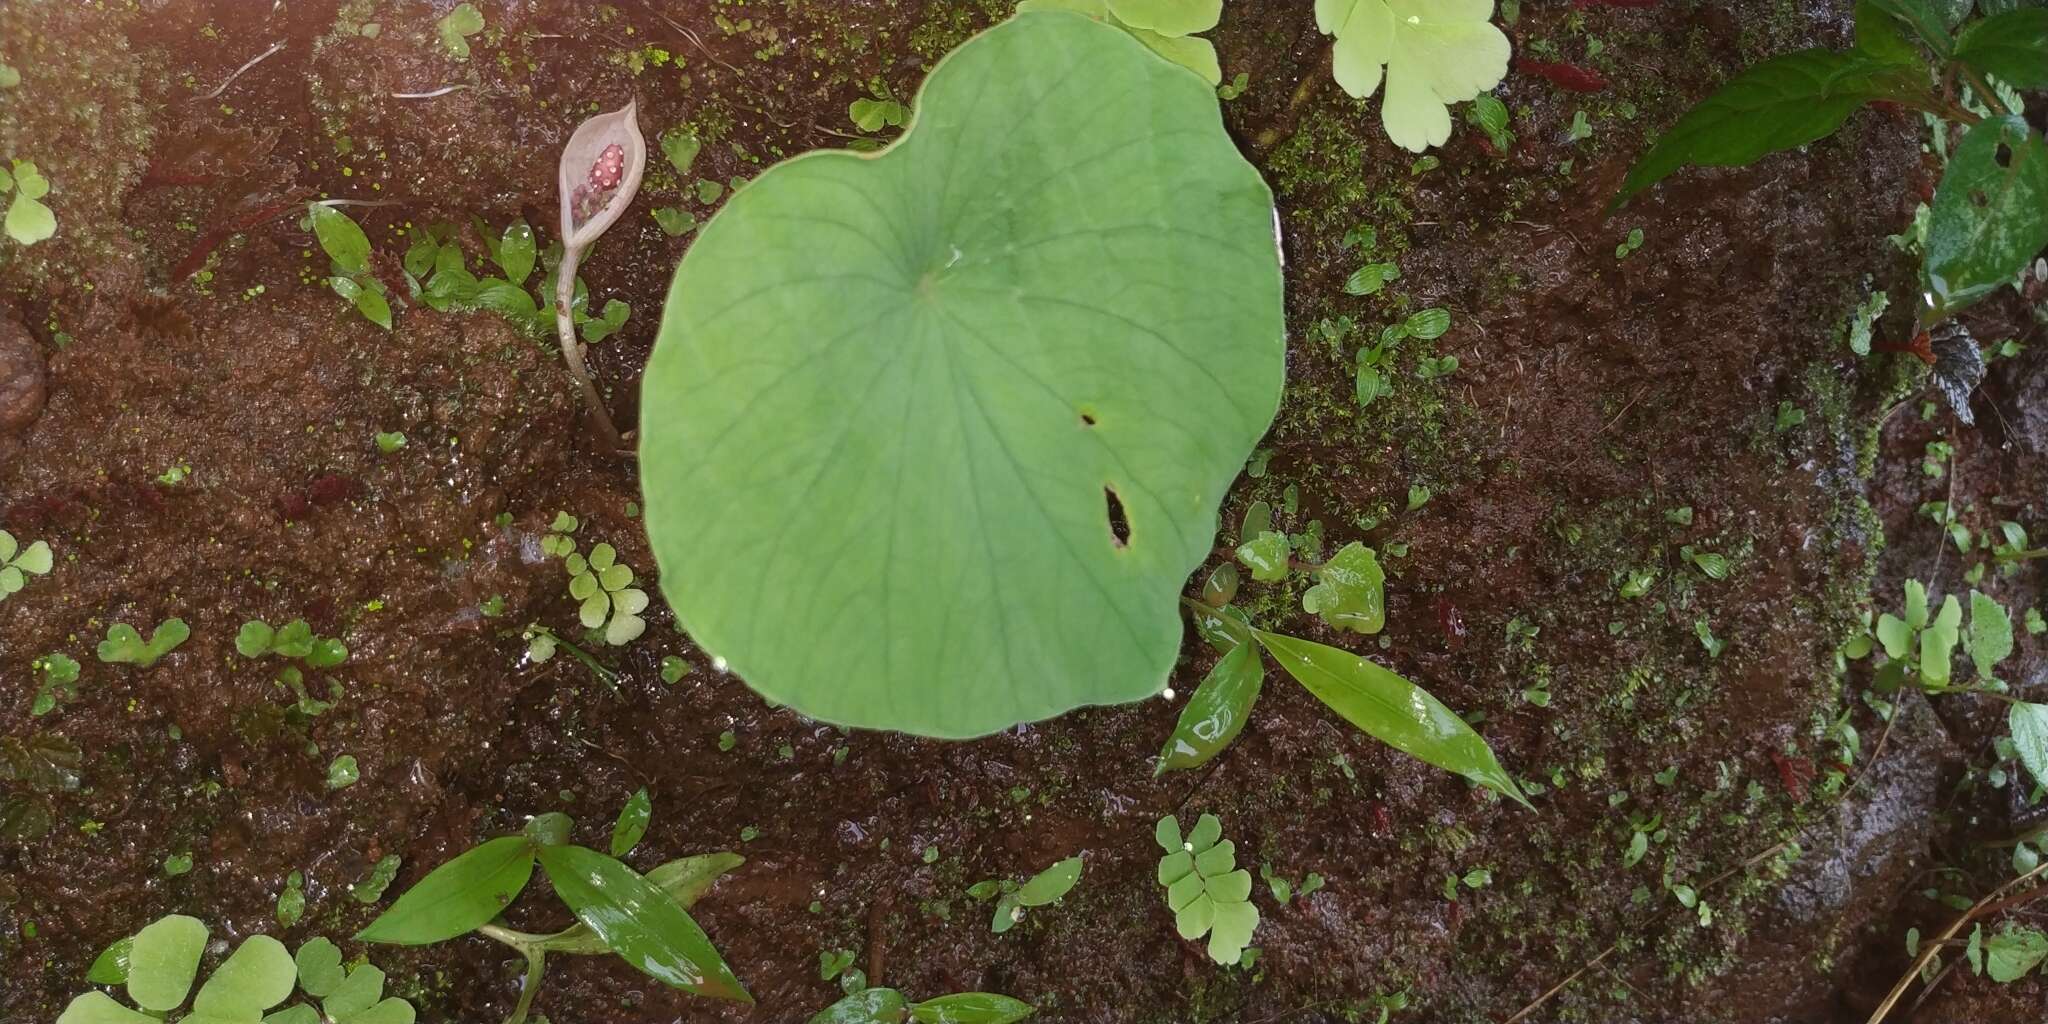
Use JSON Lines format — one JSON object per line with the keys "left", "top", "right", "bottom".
{"left": 536, "top": 844, "right": 752, "bottom": 1003}
{"left": 1956, "top": 9, "right": 2048, "bottom": 87}
{"left": 354, "top": 835, "right": 536, "bottom": 945}
{"left": 1255, "top": 630, "right": 1529, "bottom": 807}
{"left": 909, "top": 992, "right": 1036, "bottom": 1024}
{"left": 1923, "top": 116, "right": 2048, "bottom": 316}
{"left": 1612, "top": 49, "right": 1925, "bottom": 208}
{"left": 127, "top": 914, "right": 207, "bottom": 1012}
{"left": 88, "top": 935, "right": 134, "bottom": 985}
{"left": 539, "top": 852, "right": 743, "bottom": 954}
{"left": 1015, "top": 856, "right": 1082, "bottom": 906}
{"left": 611, "top": 788, "right": 653, "bottom": 857}
{"left": 807, "top": 987, "right": 910, "bottom": 1024}
{"left": 1156, "top": 643, "right": 1263, "bottom": 774}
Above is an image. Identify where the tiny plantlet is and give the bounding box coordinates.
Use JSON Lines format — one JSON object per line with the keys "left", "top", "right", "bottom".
{"left": 1155, "top": 813, "right": 1259, "bottom": 966}
{"left": 358, "top": 798, "right": 749, "bottom": 1024}
{"left": 565, "top": 543, "right": 649, "bottom": 646}
{"left": 966, "top": 855, "right": 1084, "bottom": 934}
{"left": 0, "top": 529, "right": 54, "bottom": 600}
{"left": 61, "top": 917, "right": 414, "bottom": 1024}
{"left": 2, "top": 158, "right": 57, "bottom": 246}
{"left": 31, "top": 653, "right": 81, "bottom": 716}
{"left": 237, "top": 618, "right": 349, "bottom": 667}
{"left": 806, "top": 984, "right": 1036, "bottom": 1024}
{"left": 96, "top": 619, "right": 191, "bottom": 668}
{"left": 307, "top": 203, "right": 393, "bottom": 330}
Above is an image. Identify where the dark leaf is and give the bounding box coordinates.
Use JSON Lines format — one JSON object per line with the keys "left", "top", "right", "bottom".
{"left": 535, "top": 844, "right": 752, "bottom": 1003}
{"left": 1955, "top": 9, "right": 2048, "bottom": 87}
{"left": 1613, "top": 49, "right": 1926, "bottom": 208}
{"left": 1156, "top": 643, "right": 1263, "bottom": 774}
{"left": 1255, "top": 630, "right": 1530, "bottom": 807}
{"left": 1930, "top": 320, "right": 1986, "bottom": 425}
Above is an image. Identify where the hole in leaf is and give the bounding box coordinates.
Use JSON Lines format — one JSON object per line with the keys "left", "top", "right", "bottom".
{"left": 1994, "top": 143, "right": 2013, "bottom": 168}
{"left": 1080, "top": 411, "right": 1097, "bottom": 426}
{"left": 1969, "top": 189, "right": 1989, "bottom": 208}
{"left": 1104, "top": 486, "right": 1130, "bottom": 548}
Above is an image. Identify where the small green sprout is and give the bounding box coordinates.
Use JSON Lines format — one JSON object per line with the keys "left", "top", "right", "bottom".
{"left": 97, "top": 619, "right": 192, "bottom": 668}
{"left": 374, "top": 431, "right": 407, "bottom": 453}
{"left": 2, "top": 158, "right": 57, "bottom": 246}
{"left": 1775, "top": 401, "right": 1807, "bottom": 432}
{"left": 660, "top": 656, "right": 686, "bottom": 684}
{"left": 163, "top": 853, "right": 193, "bottom": 877}
{"left": 1615, "top": 227, "right": 1645, "bottom": 259}
{"left": 326, "top": 755, "right": 360, "bottom": 790}
{"left": 652, "top": 206, "right": 698, "bottom": 236}
{"left": 1218, "top": 71, "right": 1251, "bottom": 100}
{"left": 660, "top": 127, "right": 701, "bottom": 175}
{"left": 967, "top": 855, "right": 1083, "bottom": 934}
{"left": 0, "top": 529, "right": 53, "bottom": 600}
{"left": 236, "top": 619, "right": 348, "bottom": 667}
{"left": 1155, "top": 813, "right": 1258, "bottom": 965}
{"left": 276, "top": 872, "right": 306, "bottom": 927}
{"left": 848, "top": 77, "right": 911, "bottom": 135}
{"left": 350, "top": 855, "right": 402, "bottom": 904}
{"left": 565, "top": 543, "right": 649, "bottom": 645}
{"left": 1681, "top": 546, "right": 1732, "bottom": 581}
{"left": 307, "top": 203, "right": 392, "bottom": 330}
{"left": 540, "top": 511, "right": 579, "bottom": 557}
{"left": 31, "top": 653, "right": 80, "bottom": 716}
{"left": 437, "top": 2, "right": 484, "bottom": 57}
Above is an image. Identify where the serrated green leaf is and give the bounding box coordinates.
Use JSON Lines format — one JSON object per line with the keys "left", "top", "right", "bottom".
{"left": 536, "top": 844, "right": 752, "bottom": 1002}
{"left": 638, "top": 11, "right": 1283, "bottom": 740}
{"left": 2011, "top": 702, "right": 2048, "bottom": 791}
{"left": 1205, "top": 868, "right": 1252, "bottom": 903}
{"left": 356, "top": 835, "right": 536, "bottom": 945}
{"left": 1193, "top": 839, "right": 1235, "bottom": 876}
{"left": 1921, "top": 594, "right": 1963, "bottom": 685}
{"left": 1612, "top": 49, "right": 1925, "bottom": 208}
{"left": 1986, "top": 927, "right": 2048, "bottom": 982}
{"left": 1156, "top": 643, "right": 1263, "bottom": 773}
{"left": 1256, "top": 630, "right": 1529, "bottom": 807}
{"left": 1205, "top": 899, "right": 1258, "bottom": 965}
{"left": 1968, "top": 590, "right": 2014, "bottom": 678}
{"left": 1923, "top": 116, "right": 2048, "bottom": 316}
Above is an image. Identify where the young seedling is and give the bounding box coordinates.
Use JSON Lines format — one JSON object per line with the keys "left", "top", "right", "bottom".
{"left": 237, "top": 619, "right": 348, "bottom": 667}
{"left": 96, "top": 619, "right": 191, "bottom": 668}
{"left": 565, "top": 542, "right": 648, "bottom": 646}
{"left": 0, "top": 529, "right": 53, "bottom": 600}
{"left": 554, "top": 101, "right": 646, "bottom": 448}
{"left": 966, "top": 855, "right": 1083, "bottom": 934}
{"left": 1155, "top": 813, "right": 1259, "bottom": 966}
{"left": 307, "top": 203, "right": 392, "bottom": 330}
{"left": 2, "top": 158, "right": 56, "bottom": 246}
{"left": 66, "top": 918, "right": 414, "bottom": 1024}
{"left": 358, "top": 798, "right": 748, "bottom": 1024}
{"left": 30, "top": 653, "right": 80, "bottom": 716}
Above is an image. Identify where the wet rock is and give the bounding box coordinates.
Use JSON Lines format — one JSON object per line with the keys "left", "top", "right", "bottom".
{"left": 0, "top": 316, "right": 47, "bottom": 436}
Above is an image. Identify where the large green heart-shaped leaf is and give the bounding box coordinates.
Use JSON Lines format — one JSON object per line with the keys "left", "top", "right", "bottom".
{"left": 640, "top": 11, "right": 1284, "bottom": 738}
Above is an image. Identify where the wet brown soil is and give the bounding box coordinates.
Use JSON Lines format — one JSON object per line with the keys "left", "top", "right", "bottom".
{"left": 2, "top": 2, "right": 2044, "bottom": 1023}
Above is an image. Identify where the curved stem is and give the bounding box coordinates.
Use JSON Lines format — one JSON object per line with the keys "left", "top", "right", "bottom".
{"left": 478, "top": 925, "right": 549, "bottom": 1024}
{"left": 553, "top": 246, "right": 625, "bottom": 450}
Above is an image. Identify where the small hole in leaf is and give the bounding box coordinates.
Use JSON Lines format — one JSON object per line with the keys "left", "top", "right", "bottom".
{"left": 1080, "top": 412, "right": 1097, "bottom": 427}
{"left": 1994, "top": 144, "right": 2013, "bottom": 168}
{"left": 1104, "top": 486, "right": 1130, "bottom": 548}
{"left": 1969, "top": 189, "right": 1989, "bottom": 208}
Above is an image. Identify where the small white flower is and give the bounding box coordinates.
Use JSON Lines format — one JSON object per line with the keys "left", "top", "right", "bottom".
{"left": 1316, "top": 0, "right": 1510, "bottom": 153}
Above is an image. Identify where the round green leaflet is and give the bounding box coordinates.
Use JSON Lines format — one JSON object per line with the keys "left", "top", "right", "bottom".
{"left": 640, "top": 11, "right": 1284, "bottom": 738}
